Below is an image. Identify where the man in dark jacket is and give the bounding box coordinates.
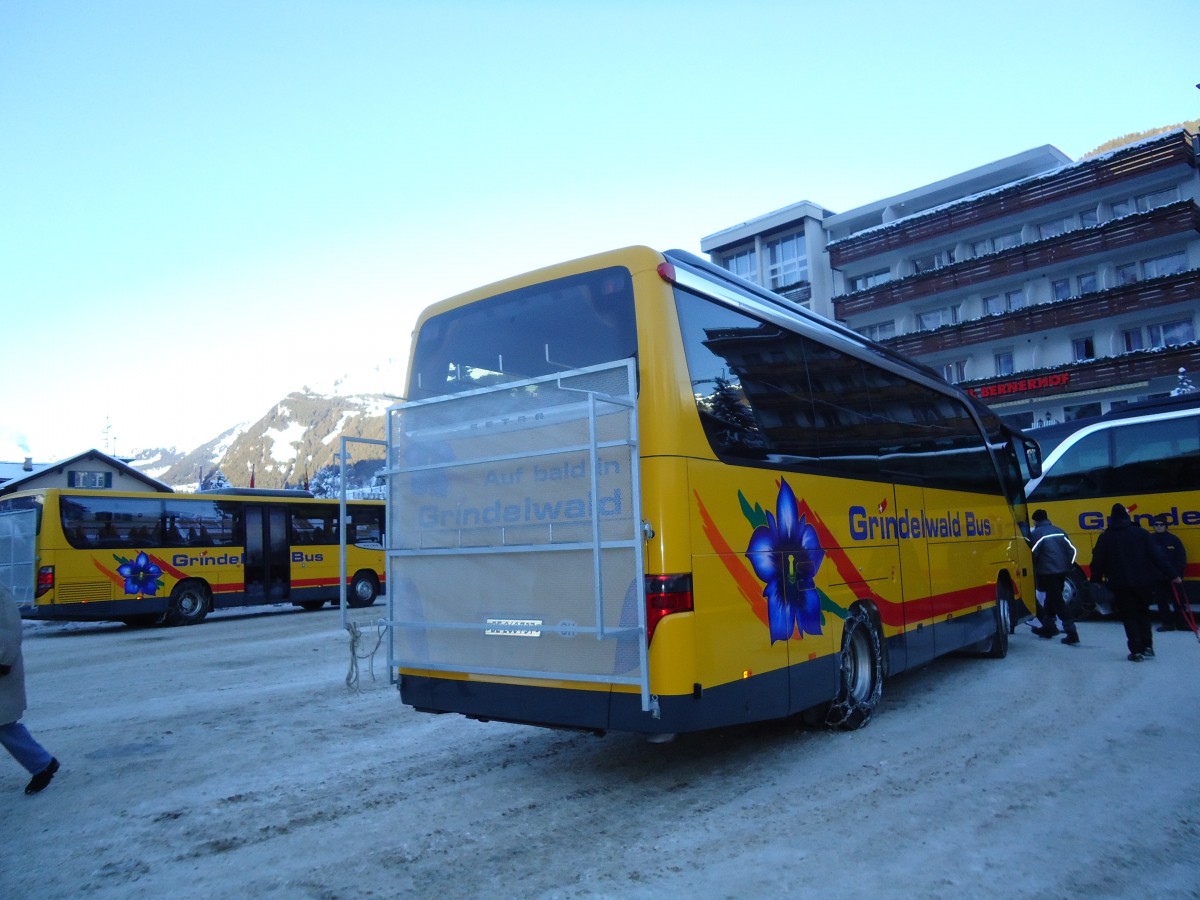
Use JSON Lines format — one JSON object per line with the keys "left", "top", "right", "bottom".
{"left": 1149, "top": 515, "right": 1189, "bottom": 631}
{"left": 1090, "top": 503, "right": 1182, "bottom": 661}
{"left": 1029, "top": 509, "right": 1080, "bottom": 645}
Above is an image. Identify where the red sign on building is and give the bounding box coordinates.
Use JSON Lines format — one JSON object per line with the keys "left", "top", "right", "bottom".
{"left": 972, "top": 372, "right": 1071, "bottom": 400}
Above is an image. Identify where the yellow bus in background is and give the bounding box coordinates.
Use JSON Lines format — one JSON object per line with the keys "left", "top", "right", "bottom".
{"left": 0, "top": 488, "right": 385, "bottom": 626}
{"left": 386, "top": 246, "right": 1038, "bottom": 737}
{"left": 1024, "top": 392, "right": 1199, "bottom": 618}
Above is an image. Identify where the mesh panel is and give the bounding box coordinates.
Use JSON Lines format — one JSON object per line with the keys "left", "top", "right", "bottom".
{"left": 387, "top": 361, "right": 644, "bottom": 686}
{"left": 0, "top": 509, "right": 37, "bottom": 607}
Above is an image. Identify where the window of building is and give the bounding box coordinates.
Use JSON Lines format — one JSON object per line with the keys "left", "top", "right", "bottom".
{"left": 971, "top": 230, "right": 1021, "bottom": 257}
{"left": 68, "top": 470, "right": 113, "bottom": 489}
{"left": 848, "top": 269, "right": 891, "bottom": 292}
{"left": 939, "top": 360, "right": 968, "bottom": 384}
{"left": 1136, "top": 187, "right": 1178, "bottom": 212}
{"left": 1115, "top": 262, "right": 1139, "bottom": 285}
{"left": 1063, "top": 402, "right": 1102, "bottom": 421}
{"left": 1038, "top": 217, "right": 1070, "bottom": 240}
{"left": 764, "top": 232, "right": 808, "bottom": 290}
{"left": 859, "top": 320, "right": 896, "bottom": 342}
{"left": 1148, "top": 319, "right": 1196, "bottom": 348}
{"left": 1080, "top": 208, "right": 1099, "bottom": 228}
{"left": 1123, "top": 328, "right": 1145, "bottom": 352}
{"left": 918, "top": 304, "right": 961, "bottom": 330}
{"left": 723, "top": 247, "right": 757, "bottom": 282}
{"left": 1078, "top": 271, "right": 1098, "bottom": 294}
{"left": 1072, "top": 336, "right": 1095, "bottom": 361}
{"left": 983, "top": 290, "right": 1024, "bottom": 315}
{"left": 1051, "top": 278, "right": 1072, "bottom": 301}
{"left": 993, "top": 231, "right": 1021, "bottom": 252}
{"left": 994, "top": 351, "right": 1014, "bottom": 376}
{"left": 964, "top": 230, "right": 1022, "bottom": 255}
{"left": 912, "top": 248, "right": 955, "bottom": 273}
{"left": 1142, "top": 250, "right": 1187, "bottom": 279}
{"left": 1111, "top": 198, "right": 1134, "bottom": 218}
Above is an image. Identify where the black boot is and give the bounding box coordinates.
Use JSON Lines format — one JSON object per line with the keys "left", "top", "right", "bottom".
{"left": 24, "top": 758, "right": 59, "bottom": 795}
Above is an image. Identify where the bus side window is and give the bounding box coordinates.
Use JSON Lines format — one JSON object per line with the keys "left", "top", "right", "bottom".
{"left": 1109, "top": 417, "right": 1200, "bottom": 494}
{"left": 1034, "top": 431, "right": 1110, "bottom": 500}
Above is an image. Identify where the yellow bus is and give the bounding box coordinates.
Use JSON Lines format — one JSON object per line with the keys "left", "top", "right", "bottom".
{"left": 386, "top": 246, "right": 1038, "bottom": 736}
{"left": 0, "top": 488, "right": 385, "bottom": 626}
{"left": 1024, "top": 392, "right": 1199, "bottom": 618}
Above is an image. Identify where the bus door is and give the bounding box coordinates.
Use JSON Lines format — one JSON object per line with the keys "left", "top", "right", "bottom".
{"left": 243, "top": 506, "right": 290, "bottom": 604}
{"left": 893, "top": 483, "right": 935, "bottom": 668}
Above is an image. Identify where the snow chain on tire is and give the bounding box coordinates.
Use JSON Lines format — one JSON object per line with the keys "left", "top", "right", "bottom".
{"left": 825, "top": 606, "right": 883, "bottom": 730}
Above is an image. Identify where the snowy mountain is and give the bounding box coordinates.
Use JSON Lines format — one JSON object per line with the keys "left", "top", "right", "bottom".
{"left": 130, "top": 390, "right": 392, "bottom": 491}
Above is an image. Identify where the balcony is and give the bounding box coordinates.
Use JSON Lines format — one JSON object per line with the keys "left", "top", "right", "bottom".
{"left": 880, "top": 269, "right": 1200, "bottom": 356}
{"left": 829, "top": 130, "right": 1197, "bottom": 267}
{"left": 963, "top": 344, "right": 1200, "bottom": 403}
{"left": 834, "top": 200, "right": 1200, "bottom": 317}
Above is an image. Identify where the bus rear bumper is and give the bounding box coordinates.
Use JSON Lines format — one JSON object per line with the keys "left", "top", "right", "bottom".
{"left": 19, "top": 599, "right": 167, "bottom": 622}
{"left": 399, "top": 662, "right": 832, "bottom": 736}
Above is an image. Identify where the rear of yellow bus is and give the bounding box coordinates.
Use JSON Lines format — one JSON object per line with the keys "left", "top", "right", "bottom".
{"left": 390, "top": 246, "right": 1023, "bottom": 735}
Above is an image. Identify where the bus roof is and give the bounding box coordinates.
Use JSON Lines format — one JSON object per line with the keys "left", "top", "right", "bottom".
{"left": 1031, "top": 391, "right": 1199, "bottom": 456}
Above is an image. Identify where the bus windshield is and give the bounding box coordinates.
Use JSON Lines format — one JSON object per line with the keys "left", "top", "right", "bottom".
{"left": 408, "top": 266, "right": 637, "bottom": 398}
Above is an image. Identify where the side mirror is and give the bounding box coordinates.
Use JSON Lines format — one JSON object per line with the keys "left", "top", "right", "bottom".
{"left": 1023, "top": 438, "right": 1043, "bottom": 480}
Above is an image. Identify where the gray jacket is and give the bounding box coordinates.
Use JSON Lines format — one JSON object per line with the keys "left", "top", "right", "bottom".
{"left": 0, "top": 584, "right": 29, "bottom": 725}
{"left": 1030, "top": 520, "right": 1077, "bottom": 577}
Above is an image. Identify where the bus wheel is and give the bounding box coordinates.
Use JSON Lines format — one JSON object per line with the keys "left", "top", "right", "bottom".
{"left": 165, "top": 581, "right": 210, "bottom": 626}
{"left": 983, "top": 583, "right": 1012, "bottom": 659}
{"left": 348, "top": 571, "right": 379, "bottom": 608}
{"left": 1063, "top": 566, "right": 1096, "bottom": 621}
{"left": 826, "top": 607, "right": 883, "bottom": 731}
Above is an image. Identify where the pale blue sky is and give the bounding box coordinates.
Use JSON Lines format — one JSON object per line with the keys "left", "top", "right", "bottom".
{"left": 3, "top": 0, "right": 1198, "bottom": 461}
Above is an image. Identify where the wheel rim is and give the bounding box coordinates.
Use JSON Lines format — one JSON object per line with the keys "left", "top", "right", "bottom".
{"left": 179, "top": 590, "right": 203, "bottom": 616}
{"left": 354, "top": 577, "right": 375, "bottom": 602}
{"left": 847, "top": 628, "right": 872, "bottom": 702}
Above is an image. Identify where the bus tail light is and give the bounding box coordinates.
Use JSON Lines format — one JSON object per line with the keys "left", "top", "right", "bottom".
{"left": 36, "top": 566, "right": 54, "bottom": 599}
{"left": 657, "top": 262, "right": 677, "bottom": 284}
{"left": 645, "top": 573, "right": 693, "bottom": 644}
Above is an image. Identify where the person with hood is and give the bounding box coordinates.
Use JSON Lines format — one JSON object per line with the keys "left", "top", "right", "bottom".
{"left": 1149, "top": 514, "right": 1189, "bottom": 632}
{"left": 0, "top": 584, "right": 60, "bottom": 793}
{"left": 1089, "top": 503, "right": 1182, "bottom": 662}
{"left": 1028, "top": 509, "right": 1080, "bottom": 645}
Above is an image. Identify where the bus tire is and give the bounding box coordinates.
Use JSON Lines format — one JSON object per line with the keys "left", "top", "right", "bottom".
{"left": 983, "top": 582, "right": 1012, "bottom": 659}
{"left": 826, "top": 606, "right": 883, "bottom": 731}
{"left": 165, "top": 581, "right": 210, "bottom": 626}
{"left": 1063, "top": 566, "right": 1096, "bottom": 621}
{"left": 347, "top": 571, "right": 380, "bottom": 608}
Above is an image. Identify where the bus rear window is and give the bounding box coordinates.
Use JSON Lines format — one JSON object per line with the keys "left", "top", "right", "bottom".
{"left": 409, "top": 267, "right": 636, "bottom": 398}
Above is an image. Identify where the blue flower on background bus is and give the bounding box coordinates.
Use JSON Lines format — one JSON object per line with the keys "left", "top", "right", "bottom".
{"left": 745, "top": 478, "right": 825, "bottom": 642}
{"left": 117, "top": 551, "right": 163, "bottom": 596}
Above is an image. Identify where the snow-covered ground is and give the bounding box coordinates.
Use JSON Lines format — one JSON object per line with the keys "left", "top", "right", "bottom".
{"left": 4, "top": 606, "right": 1199, "bottom": 899}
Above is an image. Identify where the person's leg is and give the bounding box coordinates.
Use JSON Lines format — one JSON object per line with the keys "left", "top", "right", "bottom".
{"left": 1045, "top": 574, "right": 1076, "bottom": 639}
{"left": 0, "top": 720, "right": 53, "bottom": 775}
{"left": 1034, "top": 577, "right": 1059, "bottom": 635}
{"left": 1154, "top": 584, "right": 1177, "bottom": 631}
{"left": 1133, "top": 587, "right": 1154, "bottom": 654}
{"left": 1112, "top": 588, "right": 1141, "bottom": 656}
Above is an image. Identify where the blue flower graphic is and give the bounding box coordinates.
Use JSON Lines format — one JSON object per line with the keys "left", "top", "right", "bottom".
{"left": 116, "top": 551, "right": 163, "bottom": 596}
{"left": 745, "top": 479, "right": 825, "bottom": 642}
